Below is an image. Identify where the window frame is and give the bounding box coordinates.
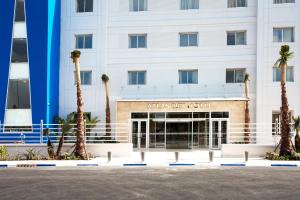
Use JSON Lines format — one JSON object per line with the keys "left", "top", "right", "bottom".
{"left": 75, "top": 34, "right": 93, "bottom": 49}
{"left": 179, "top": 32, "right": 199, "bottom": 47}
{"left": 178, "top": 70, "right": 198, "bottom": 84}
{"left": 226, "top": 68, "right": 246, "bottom": 83}
{"left": 273, "top": 27, "right": 294, "bottom": 43}
{"left": 228, "top": 0, "right": 248, "bottom": 8}
{"left": 128, "top": 34, "right": 147, "bottom": 48}
{"left": 273, "top": 0, "right": 295, "bottom": 4}
{"left": 128, "top": 71, "right": 147, "bottom": 85}
{"left": 76, "top": 0, "right": 93, "bottom": 13}
{"left": 180, "top": 0, "right": 200, "bottom": 10}
{"left": 227, "top": 31, "right": 247, "bottom": 46}
{"left": 129, "top": 0, "right": 148, "bottom": 12}
{"left": 273, "top": 66, "right": 294, "bottom": 82}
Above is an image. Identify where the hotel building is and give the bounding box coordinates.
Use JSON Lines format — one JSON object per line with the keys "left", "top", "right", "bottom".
{"left": 1, "top": 0, "right": 300, "bottom": 150}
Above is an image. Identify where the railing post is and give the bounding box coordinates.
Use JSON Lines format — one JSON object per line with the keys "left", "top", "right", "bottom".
{"left": 40, "top": 120, "right": 44, "bottom": 144}
{"left": 84, "top": 119, "right": 87, "bottom": 144}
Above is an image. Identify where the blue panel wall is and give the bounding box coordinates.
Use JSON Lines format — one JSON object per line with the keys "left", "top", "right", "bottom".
{"left": 47, "top": 0, "right": 60, "bottom": 124}
{"left": 25, "top": 0, "right": 48, "bottom": 124}
{"left": 0, "top": 0, "right": 15, "bottom": 124}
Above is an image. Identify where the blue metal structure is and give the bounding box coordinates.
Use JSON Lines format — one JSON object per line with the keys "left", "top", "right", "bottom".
{"left": 0, "top": 0, "right": 60, "bottom": 126}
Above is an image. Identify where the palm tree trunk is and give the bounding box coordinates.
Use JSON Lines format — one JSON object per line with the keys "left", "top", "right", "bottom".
{"left": 280, "top": 64, "right": 292, "bottom": 156}
{"left": 56, "top": 132, "right": 64, "bottom": 158}
{"left": 105, "top": 83, "right": 111, "bottom": 139}
{"left": 74, "top": 58, "right": 86, "bottom": 159}
{"left": 244, "top": 81, "right": 250, "bottom": 143}
{"left": 295, "top": 130, "right": 300, "bottom": 153}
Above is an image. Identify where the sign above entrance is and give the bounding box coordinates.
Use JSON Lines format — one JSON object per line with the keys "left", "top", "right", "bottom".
{"left": 147, "top": 102, "right": 211, "bottom": 110}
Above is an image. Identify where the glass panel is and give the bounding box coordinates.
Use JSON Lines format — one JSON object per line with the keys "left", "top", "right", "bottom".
{"left": 84, "top": 35, "right": 93, "bottom": 48}
{"left": 140, "top": 121, "right": 147, "bottom": 148}
{"left": 85, "top": 0, "right": 93, "bottom": 12}
{"left": 189, "top": 70, "right": 198, "bottom": 83}
{"left": 181, "top": 0, "right": 188, "bottom": 10}
{"left": 212, "top": 121, "right": 219, "bottom": 149}
{"left": 129, "top": 36, "right": 138, "bottom": 48}
{"left": 228, "top": 0, "right": 236, "bottom": 7}
{"left": 131, "top": 113, "right": 148, "bottom": 119}
{"left": 221, "top": 121, "right": 227, "bottom": 144}
{"left": 193, "top": 120, "right": 209, "bottom": 149}
{"left": 6, "top": 80, "right": 30, "bottom": 109}
{"left": 76, "top": 36, "right": 84, "bottom": 49}
{"left": 166, "top": 112, "right": 192, "bottom": 118}
{"left": 137, "top": 71, "right": 146, "bottom": 85}
{"left": 193, "top": 112, "right": 209, "bottom": 118}
{"left": 235, "top": 69, "right": 245, "bottom": 83}
{"left": 77, "top": 0, "right": 84, "bottom": 12}
{"left": 166, "top": 122, "right": 192, "bottom": 149}
{"left": 226, "top": 70, "right": 235, "bottom": 83}
{"left": 286, "top": 66, "right": 294, "bottom": 82}
{"left": 227, "top": 32, "right": 235, "bottom": 45}
{"left": 138, "top": 0, "right": 147, "bottom": 11}
{"left": 80, "top": 71, "right": 92, "bottom": 85}
{"left": 211, "top": 112, "right": 229, "bottom": 118}
{"left": 237, "top": 0, "right": 247, "bottom": 7}
{"left": 11, "top": 38, "right": 28, "bottom": 63}
{"left": 180, "top": 34, "right": 189, "bottom": 47}
{"left": 283, "top": 28, "right": 294, "bottom": 42}
{"left": 15, "top": 0, "right": 25, "bottom": 22}
{"left": 179, "top": 71, "right": 188, "bottom": 84}
{"left": 132, "top": 121, "right": 138, "bottom": 148}
{"left": 149, "top": 113, "right": 165, "bottom": 148}
{"left": 273, "top": 67, "right": 281, "bottom": 82}
{"left": 128, "top": 71, "right": 138, "bottom": 85}
{"left": 273, "top": 28, "right": 282, "bottom": 42}
{"left": 133, "top": 0, "right": 139, "bottom": 11}
{"left": 191, "top": 0, "right": 199, "bottom": 9}
{"left": 189, "top": 34, "right": 198, "bottom": 46}
{"left": 236, "top": 32, "right": 246, "bottom": 45}
{"left": 138, "top": 35, "right": 146, "bottom": 48}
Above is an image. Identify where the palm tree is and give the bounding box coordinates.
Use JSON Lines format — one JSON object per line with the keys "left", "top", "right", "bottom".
{"left": 292, "top": 116, "right": 300, "bottom": 153}
{"left": 54, "top": 113, "right": 74, "bottom": 157}
{"left": 101, "top": 74, "right": 112, "bottom": 140}
{"left": 244, "top": 73, "right": 250, "bottom": 144}
{"left": 274, "top": 45, "right": 294, "bottom": 156}
{"left": 71, "top": 50, "right": 86, "bottom": 159}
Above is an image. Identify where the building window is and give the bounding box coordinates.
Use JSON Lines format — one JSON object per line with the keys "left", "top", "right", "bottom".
{"left": 226, "top": 69, "right": 245, "bottom": 83}
{"left": 180, "top": 33, "right": 198, "bottom": 47}
{"left": 273, "top": 0, "right": 295, "bottom": 4}
{"left": 273, "top": 27, "right": 294, "bottom": 43}
{"left": 74, "top": 71, "right": 92, "bottom": 85}
{"left": 179, "top": 70, "right": 198, "bottom": 84}
{"left": 15, "top": 0, "right": 25, "bottom": 22}
{"left": 11, "top": 38, "right": 28, "bottom": 63}
{"left": 227, "top": 31, "right": 246, "bottom": 45}
{"left": 128, "top": 71, "right": 146, "bottom": 85}
{"left": 6, "top": 79, "right": 30, "bottom": 109}
{"left": 228, "top": 0, "right": 247, "bottom": 7}
{"left": 180, "top": 0, "right": 199, "bottom": 10}
{"left": 273, "top": 66, "right": 294, "bottom": 82}
{"left": 75, "top": 34, "right": 93, "bottom": 49}
{"left": 129, "top": 0, "right": 148, "bottom": 12}
{"left": 129, "top": 34, "right": 147, "bottom": 48}
{"left": 76, "top": 0, "right": 93, "bottom": 13}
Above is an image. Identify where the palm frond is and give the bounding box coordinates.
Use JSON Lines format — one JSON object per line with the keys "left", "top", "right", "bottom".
{"left": 244, "top": 73, "right": 250, "bottom": 82}
{"left": 292, "top": 116, "right": 300, "bottom": 131}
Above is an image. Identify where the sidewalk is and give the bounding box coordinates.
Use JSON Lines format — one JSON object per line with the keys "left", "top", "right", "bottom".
{"left": 1, "top": 151, "right": 300, "bottom": 168}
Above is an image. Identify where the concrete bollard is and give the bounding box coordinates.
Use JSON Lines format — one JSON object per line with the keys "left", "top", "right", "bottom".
{"left": 107, "top": 151, "right": 112, "bottom": 162}
{"left": 245, "top": 151, "right": 249, "bottom": 162}
{"left": 209, "top": 151, "right": 214, "bottom": 162}
{"left": 141, "top": 151, "right": 145, "bottom": 163}
{"left": 175, "top": 152, "right": 179, "bottom": 162}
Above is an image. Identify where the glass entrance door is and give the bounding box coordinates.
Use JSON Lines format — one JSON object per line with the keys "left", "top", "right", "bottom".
{"left": 132, "top": 120, "right": 147, "bottom": 149}
{"left": 210, "top": 120, "right": 228, "bottom": 149}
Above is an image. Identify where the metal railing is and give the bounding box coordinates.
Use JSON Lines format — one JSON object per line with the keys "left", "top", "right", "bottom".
{"left": 0, "top": 121, "right": 129, "bottom": 144}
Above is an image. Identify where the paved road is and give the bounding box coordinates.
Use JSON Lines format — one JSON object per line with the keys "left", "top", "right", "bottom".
{"left": 0, "top": 167, "right": 300, "bottom": 200}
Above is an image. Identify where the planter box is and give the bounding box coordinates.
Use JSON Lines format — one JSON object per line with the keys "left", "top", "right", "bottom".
{"left": 222, "top": 144, "right": 276, "bottom": 158}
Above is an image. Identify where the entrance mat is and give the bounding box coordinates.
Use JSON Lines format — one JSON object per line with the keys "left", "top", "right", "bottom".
{"left": 77, "top": 164, "right": 99, "bottom": 167}
{"left": 221, "top": 164, "right": 246, "bottom": 167}
{"left": 271, "top": 164, "right": 298, "bottom": 167}
{"left": 123, "top": 163, "right": 147, "bottom": 167}
{"left": 169, "top": 163, "right": 195, "bottom": 166}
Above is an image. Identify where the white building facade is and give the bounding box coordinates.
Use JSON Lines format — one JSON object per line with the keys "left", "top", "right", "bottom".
{"left": 59, "top": 0, "right": 300, "bottom": 150}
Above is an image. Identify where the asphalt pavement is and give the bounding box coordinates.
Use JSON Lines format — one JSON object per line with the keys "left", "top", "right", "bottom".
{"left": 0, "top": 167, "right": 300, "bottom": 200}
